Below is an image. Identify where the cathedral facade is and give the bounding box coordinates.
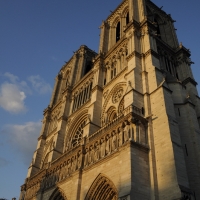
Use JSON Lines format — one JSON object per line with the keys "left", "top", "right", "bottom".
{"left": 20, "top": 0, "right": 200, "bottom": 199}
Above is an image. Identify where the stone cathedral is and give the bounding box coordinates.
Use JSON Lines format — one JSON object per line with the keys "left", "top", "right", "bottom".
{"left": 20, "top": 0, "right": 200, "bottom": 199}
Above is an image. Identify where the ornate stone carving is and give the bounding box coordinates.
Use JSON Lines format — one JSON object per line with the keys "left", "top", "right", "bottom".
{"left": 123, "top": 121, "right": 129, "bottom": 142}
{"left": 85, "top": 174, "right": 118, "bottom": 200}
{"left": 112, "top": 130, "right": 117, "bottom": 151}
{"left": 112, "top": 88, "right": 123, "bottom": 103}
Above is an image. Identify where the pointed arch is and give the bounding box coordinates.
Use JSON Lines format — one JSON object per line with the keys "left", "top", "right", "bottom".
{"left": 40, "top": 137, "right": 54, "bottom": 169}
{"left": 49, "top": 188, "right": 68, "bottom": 200}
{"left": 101, "top": 82, "right": 126, "bottom": 123}
{"left": 65, "top": 109, "right": 88, "bottom": 149}
{"left": 107, "top": 106, "right": 117, "bottom": 122}
{"left": 153, "top": 14, "right": 166, "bottom": 40}
{"left": 121, "top": 6, "right": 129, "bottom": 25}
{"left": 85, "top": 174, "right": 118, "bottom": 200}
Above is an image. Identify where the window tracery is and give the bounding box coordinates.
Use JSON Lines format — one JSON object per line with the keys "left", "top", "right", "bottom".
{"left": 71, "top": 120, "right": 87, "bottom": 147}
{"left": 157, "top": 47, "right": 178, "bottom": 78}
{"left": 112, "top": 88, "right": 123, "bottom": 104}
{"left": 72, "top": 81, "right": 93, "bottom": 113}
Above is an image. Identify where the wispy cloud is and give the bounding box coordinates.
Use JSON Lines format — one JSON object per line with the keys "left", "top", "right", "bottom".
{"left": 0, "top": 82, "right": 27, "bottom": 113}
{"left": 4, "top": 72, "right": 31, "bottom": 94}
{"left": 1, "top": 121, "right": 42, "bottom": 166}
{"left": 0, "top": 72, "right": 32, "bottom": 113}
{"left": 0, "top": 72, "right": 52, "bottom": 114}
{"left": 28, "top": 75, "right": 52, "bottom": 94}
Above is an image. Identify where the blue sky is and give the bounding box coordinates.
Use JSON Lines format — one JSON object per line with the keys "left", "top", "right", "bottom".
{"left": 0, "top": 0, "right": 200, "bottom": 199}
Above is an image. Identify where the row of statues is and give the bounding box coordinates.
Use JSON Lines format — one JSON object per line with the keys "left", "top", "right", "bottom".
{"left": 25, "top": 120, "right": 147, "bottom": 198}
{"left": 84, "top": 121, "right": 133, "bottom": 167}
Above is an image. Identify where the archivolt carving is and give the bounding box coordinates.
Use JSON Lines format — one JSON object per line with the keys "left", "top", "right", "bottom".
{"left": 102, "top": 82, "right": 126, "bottom": 124}
{"left": 49, "top": 188, "right": 68, "bottom": 200}
{"left": 107, "top": 106, "right": 117, "bottom": 123}
{"left": 85, "top": 174, "right": 118, "bottom": 200}
{"left": 112, "top": 88, "right": 123, "bottom": 103}
{"left": 118, "top": 98, "right": 124, "bottom": 114}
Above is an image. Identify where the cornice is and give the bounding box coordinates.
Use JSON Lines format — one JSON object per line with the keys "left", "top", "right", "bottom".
{"left": 182, "top": 77, "right": 197, "bottom": 87}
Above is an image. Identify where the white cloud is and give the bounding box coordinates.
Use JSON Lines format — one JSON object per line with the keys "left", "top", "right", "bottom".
{"left": 3, "top": 72, "right": 31, "bottom": 95}
{"left": 28, "top": 75, "right": 52, "bottom": 94}
{"left": 2, "top": 121, "right": 42, "bottom": 166}
{"left": 0, "top": 83, "right": 27, "bottom": 113}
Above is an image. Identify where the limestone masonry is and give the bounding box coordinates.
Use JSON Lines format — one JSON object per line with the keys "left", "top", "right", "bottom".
{"left": 20, "top": 0, "right": 200, "bottom": 199}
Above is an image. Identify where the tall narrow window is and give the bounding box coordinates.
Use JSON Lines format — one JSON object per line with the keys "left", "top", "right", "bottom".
{"left": 154, "top": 18, "right": 161, "bottom": 39}
{"left": 84, "top": 61, "right": 92, "bottom": 76}
{"left": 126, "top": 12, "right": 129, "bottom": 25}
{"left": 116, "top": 22, "right": 120, "bottom": 42}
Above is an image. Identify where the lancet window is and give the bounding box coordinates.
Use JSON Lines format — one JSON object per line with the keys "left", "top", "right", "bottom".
{"left": 158, "top": 48, "right": 178, "bottom": 79}
{"left": 72, "top": 81, "right": 93, "bottom": 113}
{"left": 126, "top": 12, "right": 129, "bottom": 25}
{"left": 83, "top": 60, "right": 93, "bottom": 76}
{"left": 116, "top": 21, "right": 120, "bottom": 42}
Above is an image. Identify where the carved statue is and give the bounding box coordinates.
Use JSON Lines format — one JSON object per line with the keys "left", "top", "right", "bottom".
{"left": 100, "top": 138, "right": 105, "bottom": 158}
{"left": 118, "top": 127, "right": 123, "bottom": 146}
{"left": 112, "top": 130, "right": 117, "bottom": 151}
{"left": 77, "top": 150, "right": 82, "bottom": 169}
{"left": 66, "top": 159, "right": 71, "bottom": 176}
{"left": 105, "top": 135, "right": 110, "bottom": 155}
{"left": 88, "top": 145, "right": 94, "bottom": 164}
{"left": 84, "top": 148, "right": 89, "bottom": 167}
{"left": 94, "top": 141, "right": 100, "bottom": 161}
{"left": 71, "top": 156, "right": 76, "bottom": 172}
{"left": 123, "top": 121, "right": 129, "bottom": 142}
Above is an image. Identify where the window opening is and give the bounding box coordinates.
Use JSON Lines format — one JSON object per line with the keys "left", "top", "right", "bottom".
{"left": 154, "top": 18, "right": 161, "bottom": 39}
{"left": 178, "top": 108, "right": 181, "bottom": 116}
{"left": 126, "top": 12, "right": 129, "bottom": 25}
{"left": 142, "top": 107, "right": 145, "bottom": 115}
{"left": 116, "top": 22, "right": 120, "bottom": 42}
{"left": 185, "top": 144, "right": 188, "bottom": 156}
{"left": 84, "top": 61, "right": 92, "bottom": 75}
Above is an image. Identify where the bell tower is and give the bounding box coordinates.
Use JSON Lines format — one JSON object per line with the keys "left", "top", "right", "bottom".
{"left": 20, "top": 1, "right": 200, "bottom": 200}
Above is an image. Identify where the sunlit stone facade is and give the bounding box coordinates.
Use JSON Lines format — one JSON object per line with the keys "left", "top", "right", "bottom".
{"left": 20, "top": 0, "right": 200, "bottom": 199}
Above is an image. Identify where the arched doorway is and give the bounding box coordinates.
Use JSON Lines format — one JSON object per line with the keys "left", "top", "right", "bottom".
{"left": 85, "top": 174, "right": 118, "bottom": 200}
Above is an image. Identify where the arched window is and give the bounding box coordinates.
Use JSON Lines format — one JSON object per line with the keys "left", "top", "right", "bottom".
{"left": 71, "top": 120, "right": 86, "bottom": 147}
{"left": 110, "top": 111, "right": 117, "bottom": 121}
{"left": 107, "top": 106, "right": 117, "bottom": 122}
{"left": 126, "top": 12, "right": 129, "bottom": 25}
{"left": 116, "top": 21, "right": 120, "bottom": 42}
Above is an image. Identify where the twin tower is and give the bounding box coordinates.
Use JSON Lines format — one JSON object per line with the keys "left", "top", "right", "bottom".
{"left": 20, "top": 0, "right": 200, "bottom": 199}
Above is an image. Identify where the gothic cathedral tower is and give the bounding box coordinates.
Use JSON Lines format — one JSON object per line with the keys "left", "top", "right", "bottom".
{"left": 20, "top": 0, "right": 200, "bottom": 199}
